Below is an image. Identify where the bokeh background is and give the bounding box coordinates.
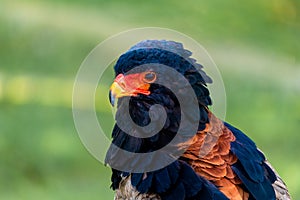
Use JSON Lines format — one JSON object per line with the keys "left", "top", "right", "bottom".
{"left": 1, "top": 0, "right": 299, "bottom": 199}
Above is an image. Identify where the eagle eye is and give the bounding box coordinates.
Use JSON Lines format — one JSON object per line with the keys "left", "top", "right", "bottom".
{"left": 143, "top": 71, "right": 156, "bottom": 83}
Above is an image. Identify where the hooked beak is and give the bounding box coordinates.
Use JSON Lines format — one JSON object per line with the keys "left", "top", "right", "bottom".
{"left": 108, "top": 91, "right": 116, "bottom": 107}
{"left": 108, "top": 73, "right": 152, "bottom": 106}
{"left": 109, "top": 90, "right": 115, "bottom": 106}
{"left": 109, "top": 81, "right": 124, "bottom": 106}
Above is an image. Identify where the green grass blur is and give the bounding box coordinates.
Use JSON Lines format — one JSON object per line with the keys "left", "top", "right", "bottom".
{"left": 0, "top": 0, "right": 299, "bottom": 199}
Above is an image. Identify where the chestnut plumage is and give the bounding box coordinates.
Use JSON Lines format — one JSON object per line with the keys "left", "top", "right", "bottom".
{"left": 105, "top": 40, "right": 290, "bottom": 200}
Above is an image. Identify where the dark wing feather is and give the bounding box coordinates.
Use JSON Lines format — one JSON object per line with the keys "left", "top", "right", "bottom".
{"left": 263, "top": 157, "right": 291, "bottom": 200}
{"left": 225, "top": 122, "right": 278, "bottom": 200}
{"left": 115, "top": 160, "right": 229, "bottom": 200}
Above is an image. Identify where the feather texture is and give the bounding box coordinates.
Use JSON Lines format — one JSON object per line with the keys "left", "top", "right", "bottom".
{"left": 180, "top": 112, "right": 248, "bottom": 200}
{"left": 106, "top": 40, "right": 290, "bottom": 200}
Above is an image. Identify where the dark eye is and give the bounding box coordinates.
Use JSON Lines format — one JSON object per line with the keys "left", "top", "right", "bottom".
{"left": 143, "top": 71, "right": 156, "bottom": 83}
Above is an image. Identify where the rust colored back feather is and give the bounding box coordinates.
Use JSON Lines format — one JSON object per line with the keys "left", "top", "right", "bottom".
{"left": 181, "top": 112, "right": 248, "bottom": 200}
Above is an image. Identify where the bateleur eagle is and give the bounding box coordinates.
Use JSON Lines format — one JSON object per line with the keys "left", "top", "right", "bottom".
{"left": 105, "top": 40, "right": 290, "bottom": 200}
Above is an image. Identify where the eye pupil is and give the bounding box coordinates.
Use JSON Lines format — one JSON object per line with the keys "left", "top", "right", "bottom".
{"left": 144, "top": 72, "right": 156, "bottom": 82}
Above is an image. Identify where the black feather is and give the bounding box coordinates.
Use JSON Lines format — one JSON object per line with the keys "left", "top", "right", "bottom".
{"left": 106, "top": 40, "right": 216, "bottom": 199}
{"left": 225, "top": 122, "right": 276, "bottom": 200}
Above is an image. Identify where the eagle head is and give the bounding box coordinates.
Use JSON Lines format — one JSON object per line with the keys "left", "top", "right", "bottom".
{"left": 106, "top": 40, "right": 212, "bottom": 172}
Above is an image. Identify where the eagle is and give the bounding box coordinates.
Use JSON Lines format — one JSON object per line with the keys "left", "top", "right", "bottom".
{"left": 105, "top": 40, "right": 290, "bottom": 200}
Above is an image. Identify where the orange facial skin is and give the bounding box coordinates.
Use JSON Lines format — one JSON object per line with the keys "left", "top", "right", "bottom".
{"left": 109, "top": 71, "right": 156, "bottom": 106}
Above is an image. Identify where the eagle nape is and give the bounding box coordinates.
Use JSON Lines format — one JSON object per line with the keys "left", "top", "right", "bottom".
{"left": 104, "top": 40, "right": 290, "bottom": 200}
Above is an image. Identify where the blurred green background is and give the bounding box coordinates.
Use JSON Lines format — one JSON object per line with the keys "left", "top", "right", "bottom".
{"left": 0, "top": 0, "right": 299, "bottom": 199}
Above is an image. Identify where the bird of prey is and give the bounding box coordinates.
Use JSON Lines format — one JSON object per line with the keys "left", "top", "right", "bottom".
{"left": 105, "top": 40, "right": 290, "bottom": 200}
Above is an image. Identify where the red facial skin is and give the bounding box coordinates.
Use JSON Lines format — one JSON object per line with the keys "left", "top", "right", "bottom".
{"left": 109, "top": 71, "right": 156, "bottom": 100}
